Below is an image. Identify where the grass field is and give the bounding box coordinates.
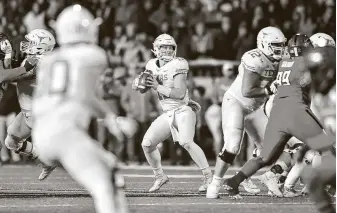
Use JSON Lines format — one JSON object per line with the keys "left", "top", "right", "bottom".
{"left": 0, "top": 164, "right": 334, "bottom": 213}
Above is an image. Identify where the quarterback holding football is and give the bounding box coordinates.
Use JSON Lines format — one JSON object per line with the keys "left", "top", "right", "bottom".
{"left": 132, "top": 34, "right": 212, "bottom": 192}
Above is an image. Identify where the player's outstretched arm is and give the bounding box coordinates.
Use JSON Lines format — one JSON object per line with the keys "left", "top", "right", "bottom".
{"left": 242, "top": 70, "right": 272, "bottom": 98}
{"left": 0, "top": 66, "right": 27, "bottom": 82}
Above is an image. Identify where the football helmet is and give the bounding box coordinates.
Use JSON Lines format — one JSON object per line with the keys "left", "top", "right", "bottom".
{"left": 257, "top": 27, "right": 287, "bottom": 61}
{"left": 20, "top": 29, "right": 55, "bottom": 55}
{"left": 310, "top": 33, "right": 335, "bottom": 48}
{"left": 55, "top": 4, "right": 102, "bottom": 45}
{"left": 287, "top": 33, "right": 312, "bottom": 57}
{"left": 152, "top": 34, "right": 177, "bottom": 62}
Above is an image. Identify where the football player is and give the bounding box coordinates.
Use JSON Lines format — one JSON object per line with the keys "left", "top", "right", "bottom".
{"left": 0, "top": 33, "right": 38, "bottom": 84}
{"left": 283, "top": 33, "right": 336, "bottom": 196}
{"left": 132, "top": 33, "right": 213, "bottom": 192}
{"left": 206, "top": 26, "right": 286, "bottom": 199}
{"left": 223, "top": 33, "right": 333, "bottom": 198}
{"left": 32, "top": 5, "right": 127, "bottom": 213}
{"left": 244, "top": 93, "right": 306, "bottom": 197}
{"left": 3, "top": 29, "right": 56, "bottom": 179}
{"left": 0, "top": 33, "right": 40, "bottom": 152}
{"left": 269, "top": 33, "right": 336, "bottom": 197}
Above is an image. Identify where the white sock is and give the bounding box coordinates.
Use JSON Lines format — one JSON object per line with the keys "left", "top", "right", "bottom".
{"left": 153, "top": 167, "right": 164, "bottom": 176}
{"left": 212, "top": 176, "right": 222, "bottom": 186}
{"left": 201, "top": 166, "right": 212, "bottom": 176}
{"left": 284, "top": 162, "right": 304, "bottom": 188}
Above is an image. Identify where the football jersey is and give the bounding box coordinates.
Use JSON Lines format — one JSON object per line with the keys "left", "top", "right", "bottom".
{"left": 226, "top": 48, "right": 278, "bottom": 110}
{"left": 33, "top": 44, "right": 108, "bottom": 130}
{"left": 16, "top": 55, "right": 41, "bottom": 111}
{"left": 145, "top": 57, "right": 190, "bottom": 111}
{"left": 274, "top": 56, "right": 311, "bottom": 106}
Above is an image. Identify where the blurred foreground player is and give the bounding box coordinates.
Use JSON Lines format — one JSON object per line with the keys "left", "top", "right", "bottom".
{"left": 32, "top": 5, "right": 128, "bottom": 213}
{"left": 223, "top": 33, "right": 327, "bottom": 198}
{"left": 300, "top": 45, "right": 336, "bottom": 213}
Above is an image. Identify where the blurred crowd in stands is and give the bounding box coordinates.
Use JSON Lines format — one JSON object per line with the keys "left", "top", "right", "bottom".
{"left": 0, "top": 0, "right": 335, "bottom": 166}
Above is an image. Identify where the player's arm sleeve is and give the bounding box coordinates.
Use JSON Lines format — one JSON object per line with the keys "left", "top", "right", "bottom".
{"left": 173, "top": 58, "right": 189, "bottom": 77}
{"left": 241, "top": 55, "right": 268, "bottom": 98}
{"left": 164, "top": 59, "right": 188, "bottom": 100}
{"left": 0, "top": 66, "right": 27, "bottom": 82}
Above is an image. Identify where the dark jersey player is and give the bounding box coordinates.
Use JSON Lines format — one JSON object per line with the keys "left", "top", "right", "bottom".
{"left": 223, "top": 33, "right": 326, "bottom": 198}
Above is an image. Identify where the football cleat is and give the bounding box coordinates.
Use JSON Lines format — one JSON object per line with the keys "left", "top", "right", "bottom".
{"left": 198, "top": 174, "right": 213, "bottom": 192}
{"left": 206, "top": 182, "right": 220, "bottom": 199}
{"left": 301, "top": 185, "right": 309, "bottom": 196}
{"left": 240, "top": 177, "right": 261, "bottom": 194}
{"left": 148, "top": 174, "right": 169, "bottom": 192}
{"left": 38, "top": 164, "right": 57, "bottom": 181}
{"left": 257, "top": 171, "right": 283, "bottom": 197}
{"left": 223, "top": 179, "right": 240, "bottom": 198}
{"left": 283, "top": 187, "right": 301, "bottom": 197}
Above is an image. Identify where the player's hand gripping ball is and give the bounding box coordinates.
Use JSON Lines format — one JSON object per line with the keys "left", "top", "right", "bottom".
{"left": 133, "top": 69, "right": 153, "bottom": 93}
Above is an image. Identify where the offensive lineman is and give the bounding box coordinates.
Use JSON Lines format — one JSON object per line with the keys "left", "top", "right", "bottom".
{"left": 32, "top": 5, "right": 127, "bottom": 213}
{"left": 132, "top": 33, "right": 213, "bottom": 192}
{"left": 223, "top": 33, "right": 333, "bottom": 198}
{"left": 207, "top": 26, "right": 286, "bottom": 199}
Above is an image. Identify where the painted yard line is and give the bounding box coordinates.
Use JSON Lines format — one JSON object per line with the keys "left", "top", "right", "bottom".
{"left": 0, "top": 202, "right": 315, "bottom": 208}
{"left": 0, "top": 204, "right": 80, "bottom": 208}
{"left": 128, "top": 202, "right": 316, "bottom": 206}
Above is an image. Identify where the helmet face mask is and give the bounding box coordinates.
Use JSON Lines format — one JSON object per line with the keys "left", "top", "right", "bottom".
{"left": 288, "top": 33, "right": 312, "bottom": 57}
{"left": 152, "top": 34, "right": 177, "bottom": 62}
{"left": 157, "top": 45, "right": 175, "bottom": 61}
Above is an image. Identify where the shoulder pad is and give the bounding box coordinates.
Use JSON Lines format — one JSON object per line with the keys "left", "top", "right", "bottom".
{"left": 145, "top": 59, "right": 157, "bottom": 71}
{"left": 173, "top": 57, "right": 189, "bottom": 75}
{"left": 241, "top": 49, "right": 265, "bottom": 73}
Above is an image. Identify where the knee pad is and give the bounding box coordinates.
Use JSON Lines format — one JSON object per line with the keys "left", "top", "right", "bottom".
{"left": 141, "top": 138, "right": 156, "bottom": 152}
{"left": 5, "top": 134, "right": 21, "bottom": 151}
{"left": 218, "top": 149, "right": 236, "bottom": 164}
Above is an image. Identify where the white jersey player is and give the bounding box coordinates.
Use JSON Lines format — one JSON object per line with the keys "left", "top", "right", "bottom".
{"left": 3, "top": 29, "right": 56, "bottom": 179}
{"left": 207, "top": 26, "right": 287, "bottom": 199}
{"left": 32, "top": 5, "right": 127, "bottom": 213}
{"left": 132, "top": 33, "right": 213, "bottom": 192}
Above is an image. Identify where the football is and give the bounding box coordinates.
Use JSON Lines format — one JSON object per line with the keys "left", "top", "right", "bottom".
{"left": 136, "top": 69, "right": 153, "bottom": 93}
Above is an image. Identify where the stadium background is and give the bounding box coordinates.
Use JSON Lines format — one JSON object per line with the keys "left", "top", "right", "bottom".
{"left": 0, "top": 0, "right": 335, "bottom": 166}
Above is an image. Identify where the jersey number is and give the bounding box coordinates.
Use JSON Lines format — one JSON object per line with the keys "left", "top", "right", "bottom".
{"left": 49, "top": 60, "right": 69, "bottom": 94}
{"left": 249, "top": 51, "right": 261, "bottom": 58}
{"left": 276, "top": 70, "right": 291, "bottom": 85}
